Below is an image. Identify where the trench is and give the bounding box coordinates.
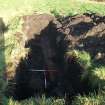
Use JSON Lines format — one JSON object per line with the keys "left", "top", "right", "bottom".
{"left": 6, "top": 21, "right": 88, "bottom": 102}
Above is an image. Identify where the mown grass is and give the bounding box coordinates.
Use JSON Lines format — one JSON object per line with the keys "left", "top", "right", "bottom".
{"left": 0, "top": 0, "right": 105, "bottom": 105}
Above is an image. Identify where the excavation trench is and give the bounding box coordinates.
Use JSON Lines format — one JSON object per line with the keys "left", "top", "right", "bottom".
{"left": 14, "top": 22, "right": 67, "bottom": 99}
{"left": 6, "top": 13, "right": 105, "bottom": 101}
{"left": 6, "top": 22, "right": 85, "bottom": 101}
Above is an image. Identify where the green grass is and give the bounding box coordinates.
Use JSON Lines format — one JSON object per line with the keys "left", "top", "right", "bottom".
{"left": 72, "top": 92, "right": 105, "bottom": 105}
{"left": 88, "top": 66, "right": 105, "bottom": 90}
{"left": 0, "top": 0, "right": 105, "bottom": 22}
{"left": 68, "top": 50, "right": 92, "bottom": 68}
{"left": 2, "top": 96, "right": 65, "bottom": 105}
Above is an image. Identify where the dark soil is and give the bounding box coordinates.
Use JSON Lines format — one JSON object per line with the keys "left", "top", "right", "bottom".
{"left": 58, "top": 13, "right": 105, "bottom": 63}
{"left": 5, "top": 13, "right": 105, "bottom": 104}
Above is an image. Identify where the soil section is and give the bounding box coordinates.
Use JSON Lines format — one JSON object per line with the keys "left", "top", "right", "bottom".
{"left": 5, "top": 13, "right": 105, "bottom": 102}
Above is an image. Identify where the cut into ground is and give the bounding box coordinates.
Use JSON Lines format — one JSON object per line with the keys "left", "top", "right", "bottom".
{"left": 5, "top": 13, "right": 105, "bottom": 102}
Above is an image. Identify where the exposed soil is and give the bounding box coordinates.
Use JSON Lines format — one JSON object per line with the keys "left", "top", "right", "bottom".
{"left": 5, "top": 13, "right": 105, "bottom": 103}
{"left": 58, "top": 13, "right": 105, "bottom": 63}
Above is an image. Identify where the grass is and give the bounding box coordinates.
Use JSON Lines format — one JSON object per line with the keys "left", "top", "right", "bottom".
{"left": 66, "top": 50, "right": 92, "bottom": 68}
{"left": 66, "top": 50, "right": 105, "bottom": 105}
{"left": 88, "top": 66, "right": 105, "bottom": 90}
{"left": 2, "top": 96, "right": 65, "bottom": 105}
{"left": 0, "top": 0, "right": 105, "bottom": 22}
{"left": 0, "top": 0, "right": 105, "bottom": 105}
{"left": 72, "top": 92, "right": 105, "bottom": 105}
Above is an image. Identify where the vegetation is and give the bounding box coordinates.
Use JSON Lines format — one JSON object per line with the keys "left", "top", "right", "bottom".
{"left": 72, "top": 92, "right": 105, "bottom": 105}
{"left": 0, "top": 0, "right": 105, "bottom": 105}
{"left": 2, "top": 96, "right": 65, "bottom": 105}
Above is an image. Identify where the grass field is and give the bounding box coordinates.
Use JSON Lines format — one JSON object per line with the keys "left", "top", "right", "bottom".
{"left": 0, "top": 0, "right": 105, "bottom": 105}
{"left": 0, "top": 0, "right": 105, "bottom": 22}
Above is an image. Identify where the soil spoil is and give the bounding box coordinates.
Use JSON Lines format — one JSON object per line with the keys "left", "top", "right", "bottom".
{"left": 5, "top": 13, "right": 105, "bottom": 103}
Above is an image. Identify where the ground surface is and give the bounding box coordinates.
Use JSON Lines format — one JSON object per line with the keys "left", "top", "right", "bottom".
{"left": 0, "top": 0, "right": 105, "bottom": 105}
{"left": 4, "top": 13, "right": 105, "bottom": 105}
{"left": 58, "top": 13, "right": 105, "bottom": 64}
